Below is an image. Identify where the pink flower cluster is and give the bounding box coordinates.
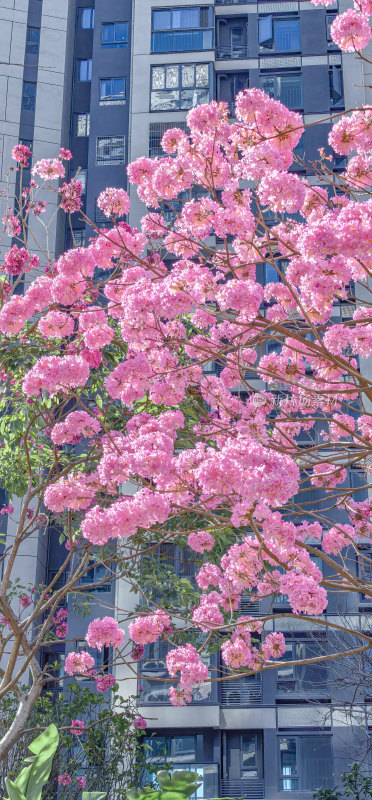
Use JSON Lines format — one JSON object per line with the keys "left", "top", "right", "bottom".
{"left": 50, "top": 410, "right": 101, "bottom": 445}
{"left": 129, "top": 610, "right": 171, "bottom": 645}
{"left": 166, "top": 645, "right": 208, "bottom": 706}
{"left": 97, "top": 187, "right": 130, "bottom": 218}
{"left": 85, "top": 617, "right": 124, "bottom": 651}
{"left": 70, "top": 719, "right": 85, "bottom": 736}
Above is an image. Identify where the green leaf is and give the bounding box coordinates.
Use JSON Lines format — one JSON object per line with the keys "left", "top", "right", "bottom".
{"left": 5, "top": 779, "right": 27, "bottom": 800}
{"left": 14, "top": 766, "right": 33, "bottom": 795}
{"left": 82, "top": 793, "right": 107, "bottom": 800}
{"left": 27, "top": 723, "right": 59, "bottom": 758}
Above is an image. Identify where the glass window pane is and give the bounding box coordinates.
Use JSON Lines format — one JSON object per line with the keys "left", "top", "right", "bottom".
{"left": 172, "top": 8, "right": 200, "bottom": 28}
{"left": 22, "top": 82, "right": 36, "bottom": 110}
{"left": 166, "top": 65, "right": 179, "bottom": 88}
{"left": 301, "top": 737, "right": 332, "bottom": 791}
{"left": 115, "top": 22, "right": 128, "bottom": 43}
{"left": 196, "top": 63, "right": 209, "bottom": 86}
{"left": 102, "top": 23, "right": 114, "bottom": 42}
{"left": 170, "top": 736, "right": 196, "bottom": 761}
{"left": 100, "top": 79, "right": 111, "bottom": 99}
{"left": 274, "top": 19, "right": 300, "bottom": 51}
{"left": 80, "top": 8, "right": 94, "bottom": 28}
{"left": 153, "top": 10, "right": 171, "bottom": 30}
{"left": 280, "top": 737, "right": 297, "bottom": 777}
{"left": 151, "top": 90, "right": 180, "bottom": 111}
{"left": 202, "top": 30, "right": 213, "bottom": 49}
{"left": 241, "top": 735, "right": 257, "bottom": 777}
{"left": 264, "top": 262, "right": 280, "bottom": 284}
{"left": 182, "top": 65, "right": 195, "bottom": 87}
{"left": 152, "top": 67, "right": 165, "bottom": 89}
{"left": 152, "top": 31, "right": 173, "bottom": 52}
{"left": 112, "top": 77, "right": 125, "bottom": 98}
{"left": 279, "top": 75, "right": 302, "bottom": 108}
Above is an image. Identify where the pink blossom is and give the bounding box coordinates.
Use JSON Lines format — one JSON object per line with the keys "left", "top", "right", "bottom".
{"left": 133, "top": 716, "right": 147, "bottom": 730}
{"left": 187, "top": 531, "right": 215, "bottom": 554}
{"left": 11, "top": 144, "right": 32, "bottom": 166}
{"left": 32, "top": 158, "right": 65, "bottom": 180}
{"left": 3, "top": 246, "right": 39, "bottom": 276}
{"left": 97, "top": 188, "right": 130, "bottom": 218}
{"left": 58, "top": 773, "right": 72, "bottom": 787}
{"left": 22, "top": 355, "right": 90, "bottom": 397}
{"left": 50, "top": 411, "right": 100, "bottom": 445}
{"left": 20, "top": 594, "right": 31, "bottom": 608}
{"left": 58, "top": 179, "right": 83, "bottom": 212}
{"left": 65, "top": 651, "right": 95, "bottom": 676}
{"left": 95, "top": 673, "right": 116, "bottom": 692}
{"left": 85, "top": 617, "right": 124, "bottom": 651}
{"left": 76, "top": 777, "right": 87, "bottom": 789}
{"left": 261, "top": 632, "right": 286, "bottom": 660}
{"left": 70, "top": 719, "right": 85, "bottom": 736}
{"left": 129, "top": 610, "right": 171, "bottom": 645}
{"left": 330, "top": 9, "right": 371, "bottom": 51}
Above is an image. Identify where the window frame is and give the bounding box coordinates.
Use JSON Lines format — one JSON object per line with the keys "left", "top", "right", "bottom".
{"left": 25, "top": 26, "right": 40, "bottom": 55}
{"left": 101, "top": 21, "right": 128, "bottom": 48}
{"left": 150, "top": 62, "right": 211, "bottom": 112}
{"left": 151, "top": 6, "right": 213, "bottom": 53}
{"left": 21, "top": 81, "right": 37, "bottom": 111}
{"left": 259, "top": 15, "right": 301, "bottom": 53}
{"left": 329, "top": 64, "right": 344, "bottom": 107}
{"left": 260, "top": 71, "right": 303, "bottom": 110}
{"left": 78, "top": 6, "right": 95, "bottom": 29}
{"left": 73, "top": 112, "right": 90, "bottom": 137}
{"left": 99, "top": 76, "right": 126, "bottom": 104}
{"left": 278, "top": 735, "right": 333, "bottom": 792}
{"left": 276, "top": 636, "right": 329, "bottom": 695}
{"left": 96, "top": 135, "right": 126, "bottom": 166}
{"left": 75, "top": 58, "right": 92, "bottom": 82}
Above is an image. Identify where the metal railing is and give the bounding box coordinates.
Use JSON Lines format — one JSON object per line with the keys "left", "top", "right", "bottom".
{"left": 220, "top": 678, "right": 263, "bottom": 706}
{"left": 220, "top": 779, "right": 265, "bottom": 799}
{"left": 216, "top": 44, "right": 249, "bottom": 59}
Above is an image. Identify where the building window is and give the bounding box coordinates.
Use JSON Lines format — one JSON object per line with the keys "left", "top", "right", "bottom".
{"left": 96, "top": 135, "right": 125, "bottom": 165}
{"left": 150, "top": 63, "right": 210, "bottom": 111}
{"left": 216, "top": 72, "right": 249, "bottom": 115}
{"left": 73, "top": 112, "right": 90, "bottom": 137}
{"left": 21, "top": 81, "right": 37, "bottom": 110}
{"left": 101, "top": 22, "right": 128, "bottom": 48}
{"left": 326, "top": 13, "right": 338, "bottom": 46}
{"left": 149, "top": 121, "right": 187, "bottom": 157}
{"left": 26, "top": 26, "right": 40, "bottom": 55}
{"left": 144, "top": 735, "right": 197, "bottom": 763}
{"left": 99, "top": 77, "right": 126, "bottom": 104}
{"left": 66, "top": 229, "right": 85, "bottom": 248}
{"left": 216, "top": 17, "right": 248, "bottom": 59}
{"left": 279, "top": 736, "right": 333, "bottom": 791}
{"left": 358, "top": 548, "right": 372, "bottom": 604}
{"left": 329, "top": 64, "right": 344, "bottom": 107}
{"left": 260, "top": 73, "right": 302, "bottom": 109}
{"left": 277, "top": 638, "right": 328, "bottom": 693}
{"left": 78, "top": 7, "right": 95, "bottom": 29}
{"left": 76, "top": 59, "right": 92, "bottom": 81}
{"left": 79, "top": 561, "right": 111, "bottom": 592}
{"left": 241, "top": 734, "right": 261, "bottom": 778}
{"left": 259, "top": 16, "right": 300, "bottom": 51}
{"left": 151, "top": 6, "right": 213, "bottom": 53}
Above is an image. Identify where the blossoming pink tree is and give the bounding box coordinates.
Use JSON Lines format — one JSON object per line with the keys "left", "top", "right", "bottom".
{"left": 0, "top": 0, "right": 372, "bottom": 763}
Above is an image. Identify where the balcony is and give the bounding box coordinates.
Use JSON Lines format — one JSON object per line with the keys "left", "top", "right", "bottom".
{"left": 215, "top": 43, "right": 249, "bottom": 59}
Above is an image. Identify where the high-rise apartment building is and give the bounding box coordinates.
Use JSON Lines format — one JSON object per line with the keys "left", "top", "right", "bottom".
{"left": 0, "top": 1, "right": 371, "bottom": 798}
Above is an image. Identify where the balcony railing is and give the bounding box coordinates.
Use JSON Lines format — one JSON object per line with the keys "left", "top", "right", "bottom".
{"left": 216, "top": 1, "right": 250, "bottom": 5}
{"left": 220, "top": 678, "right": 263, "bottom": 706}
{"left": 215, "top": 44, "right": 249, "bottom": 59}
{"left": 220, "top": 779, "right": 264, "bottom": 799}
